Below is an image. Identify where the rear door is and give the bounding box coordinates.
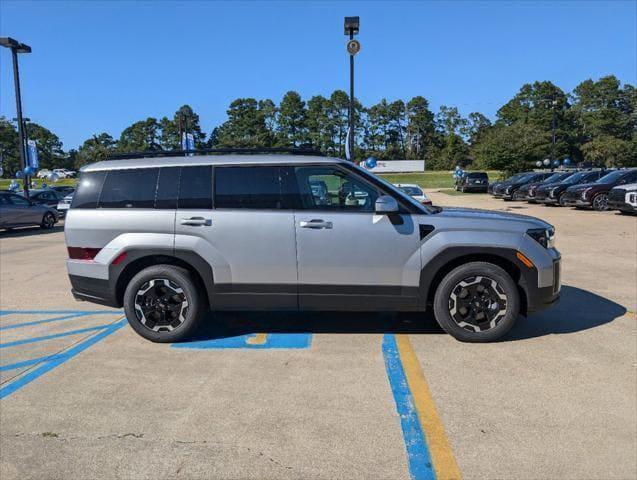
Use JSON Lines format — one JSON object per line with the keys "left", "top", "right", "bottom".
{"left": 292, "top": 164, "right": 422, "bottom": 310}
{"left": 65, "top": 168, "right": 176, "bottom": 260}
{"left": 174, "top": 165, "right": 298, "bottom": 309}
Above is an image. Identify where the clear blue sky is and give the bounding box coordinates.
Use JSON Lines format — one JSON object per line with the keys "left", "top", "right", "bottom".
{"left": 1, "top": 1, "right": 635, "bottom": 150}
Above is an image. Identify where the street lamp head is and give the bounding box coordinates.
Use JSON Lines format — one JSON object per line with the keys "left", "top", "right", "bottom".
{"left": 344, "top": 16, "right": 360, "bottom": 35}
{"left": 0, "top": 37, "right": 31, "bottom": 53}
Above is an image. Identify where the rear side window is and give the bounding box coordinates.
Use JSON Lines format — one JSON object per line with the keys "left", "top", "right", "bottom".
{"left": 72, "top": 171, "right": 107, "bottom": 209}
{"left": 215, "top": 166, "right": 289, "bottom": 209}
{"left": 179, "top": 166, "right": 212, "bottom": 209}
{"left": 99, "top": 168, "right": 159, "bottom": 209}
{"left": 155, "top": 167, "right": 181, "bottom": 209}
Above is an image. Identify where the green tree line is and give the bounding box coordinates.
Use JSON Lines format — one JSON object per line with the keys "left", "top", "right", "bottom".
{"left": 1, "top": 75, "right": 634, "bottom": 176}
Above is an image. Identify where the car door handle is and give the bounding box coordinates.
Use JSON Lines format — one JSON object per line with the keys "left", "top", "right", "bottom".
{"left": 299, "top": 219, "right": 333, "bottom": 229}
{"left": 180, "top": 217, "right": 212, "bottom": 226}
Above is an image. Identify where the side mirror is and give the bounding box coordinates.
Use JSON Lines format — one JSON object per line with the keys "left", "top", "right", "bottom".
{"left": 375, "top": 195, "right": 399, "bottom": 214}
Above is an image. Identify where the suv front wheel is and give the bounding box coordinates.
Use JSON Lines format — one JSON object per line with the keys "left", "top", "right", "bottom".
{"left": 433, "top": 262, "right": 520, "bottom": 342}
{"left": 123, "top": 265, "right": 204, "bottom": 343}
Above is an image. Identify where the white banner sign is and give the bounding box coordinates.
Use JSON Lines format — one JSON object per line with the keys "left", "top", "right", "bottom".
{"left": 362, "top": 159, "right": 425, "bottom": 173}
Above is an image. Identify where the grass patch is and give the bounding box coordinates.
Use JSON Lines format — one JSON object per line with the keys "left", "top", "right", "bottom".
{"left": 0, "top": 178, "right": 77, "bottom": 190}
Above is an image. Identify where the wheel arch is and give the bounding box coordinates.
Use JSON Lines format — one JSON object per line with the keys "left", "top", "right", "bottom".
{"left": 420, "top": 247, "right": 529, "bottom": 316}
{"left": 112, "top": 249, "right": 214, "bottom": 308}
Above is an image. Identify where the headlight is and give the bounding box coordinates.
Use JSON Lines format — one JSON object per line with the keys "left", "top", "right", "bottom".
{"left": 527, "top": 227, "right": 555, "bottom": 249}
{"left": 549, "top": 187, "right": 558, "bottom": 198}
{"left": 504, "top": 186, "right": 512, "bottom": 194}
{"left": 581, "top": 188, "right": 592, "bottom": 199}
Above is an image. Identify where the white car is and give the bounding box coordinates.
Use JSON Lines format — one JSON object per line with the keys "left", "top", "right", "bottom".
{"left": 56, "top": 193, "right": 74, "bottom": 217}
{"left": 608, "top": 182, "right": 637, "bottom": 214}
{"left": 395, "top": 183, "right": 432, "bottom": 205}
{"left": 37, "top": 169, "right": 52, "bottom": 179}
{"left": 52, "top": 169, "right": 69, "bottom": 179}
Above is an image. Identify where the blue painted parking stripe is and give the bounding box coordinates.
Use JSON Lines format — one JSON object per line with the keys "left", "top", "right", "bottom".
{"left": 0, "top": 318, "right": 127, "bottom": 400}
{"left": 0, "top": 310, "right": 121, "bottom": 316}
{"left": 0, "top": 353, "right": 72, "bottom": 371}
{"left": 382, "top": 334, "right": 435, "bottom": 480}
{"left": 0, "top": 325, "right": 112, "bottom": 349}
{"left": 0, "top": 313, "right": 91, "bottom": 331}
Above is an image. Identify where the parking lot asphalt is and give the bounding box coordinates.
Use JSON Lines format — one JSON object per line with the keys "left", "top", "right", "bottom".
{"left": 0, "top": 194, "right": 635, "bottom": 480}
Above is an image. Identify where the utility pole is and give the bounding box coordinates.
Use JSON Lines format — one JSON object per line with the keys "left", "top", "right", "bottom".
{"left": 344, "top": 17, "right": 360, "bottom": 162}
{"left": 1, "top": 37, "right": 32, "bottom": 198}
{"left": 551, "top": 99, "right": 558, "bottom": 169}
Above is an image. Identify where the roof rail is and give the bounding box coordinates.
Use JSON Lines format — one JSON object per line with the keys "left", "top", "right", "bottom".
{"left": 107, "top": 148, "right": 324, "bottom": 160}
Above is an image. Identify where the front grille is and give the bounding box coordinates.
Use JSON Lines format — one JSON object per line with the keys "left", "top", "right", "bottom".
{"left": 608, "top": 189, "right": 625, "bottom": 202}
{"left": 553, "top": 260, "right": 561, "bottom": 294}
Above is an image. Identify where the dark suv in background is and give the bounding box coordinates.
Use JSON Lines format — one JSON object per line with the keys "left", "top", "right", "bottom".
{"left": 561, "top": 169, "right": 637, "bottom": 211}
{"left": 514, "top": 171, "right": 575, "bottom": 202}
{"left": 494, "top": 172, "right": 553, "bottom": 200}
{"left": 535, "top": 170, "right": 606, "bottom": 206}
{"left": 456, "top": 172, "right": 489, "bottom": 193}
{"left": 491, "top": 172, "right": 532, "bottom": 197}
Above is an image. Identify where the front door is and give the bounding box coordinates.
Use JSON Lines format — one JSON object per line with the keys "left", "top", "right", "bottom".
{"left": 292, "top": 165, "right": 422, "bottom": 311}
{"left": 174, "top": 165, "right": 298, "bottom": 310}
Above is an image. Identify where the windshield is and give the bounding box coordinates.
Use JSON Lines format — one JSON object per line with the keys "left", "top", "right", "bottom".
{"left": 596, "top": 170, "right": 624, "bottom": 183}
{"left": 399, "top": 186, "right": 424, "bottom": 196}
{"left": 544, "top": 172, "right": 571, "bottom": 183}
{"left": 559, "top": 171, "right": 586, "bottom": 183}
{"left": 505, "top": 173, "right": 527, "bottom": 183}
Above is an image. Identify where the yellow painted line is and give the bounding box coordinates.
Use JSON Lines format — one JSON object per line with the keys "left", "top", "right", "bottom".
{"left": 246, "top": 333, "right": 268, "bottom": 345}
{"left": 396, "top": 334, "right": 462, "bottom": 480}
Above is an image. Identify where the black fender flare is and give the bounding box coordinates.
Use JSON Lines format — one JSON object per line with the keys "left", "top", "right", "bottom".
{"left": 110, "top": 248, "right": 215, "bottom": 307}
{"left": 418, "top": 246, "right": 536, "bottom": 313}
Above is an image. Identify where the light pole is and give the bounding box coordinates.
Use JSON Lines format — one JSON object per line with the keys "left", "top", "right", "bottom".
{"left": 344, "top": 17, "right": 360, "bottom": 161}
{"left": 1, "top": 37, "right": 32, "bottom": 198}
{"left": 551, "top": 99, "right": 558, "bottom": 169}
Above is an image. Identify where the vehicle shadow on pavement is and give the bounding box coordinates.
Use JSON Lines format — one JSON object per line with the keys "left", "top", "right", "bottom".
{"left": 185, "top": 310, "right": 443, "bottom": 342}
{"left": 504, "top": 285, "right": 627, "bottom": 341}
{"left": 0, "top": 225, "right": 64, "bottom": 238}
{"left": 181, "top": 285, "right": 627, "bottom": 343}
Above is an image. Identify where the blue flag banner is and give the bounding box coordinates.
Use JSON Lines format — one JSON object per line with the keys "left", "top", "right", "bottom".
{"left": 27, "top": 140, "right": 39, "bottom": 169}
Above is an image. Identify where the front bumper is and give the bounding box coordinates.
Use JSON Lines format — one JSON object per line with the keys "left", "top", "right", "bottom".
{"left": 608, "top": 200, "right": 636, "bottom": 212}
{"left": 526, "top": 259, "right": 561, "bottom": 313}
{"left": 562, "top": 197, "right": 591, "bottom": 207}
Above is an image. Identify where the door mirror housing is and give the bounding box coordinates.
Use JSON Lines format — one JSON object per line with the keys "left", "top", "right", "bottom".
{"left": 375, "top": 195, "right": 399, "bottom": 214}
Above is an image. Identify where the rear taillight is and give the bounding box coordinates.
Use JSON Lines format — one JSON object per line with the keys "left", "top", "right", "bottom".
{"left": 67, "top": 247, "right": 101, "bottom": 260}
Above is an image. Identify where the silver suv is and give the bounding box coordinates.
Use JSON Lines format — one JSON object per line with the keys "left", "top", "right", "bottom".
{"left": 65, "top": 153, "right": 561, "bottom": 343}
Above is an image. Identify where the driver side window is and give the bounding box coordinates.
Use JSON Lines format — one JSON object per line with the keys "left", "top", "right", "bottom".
{"left": 294, "top": 166, "right": 380, "bottom": 212}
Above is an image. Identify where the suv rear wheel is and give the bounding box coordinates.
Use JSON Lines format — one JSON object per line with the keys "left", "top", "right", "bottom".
{"left": 433, "top": 262, "right": 520, "bottom": 342}
{"left": 123, "top": 265, "right": 204, "bottom": 343}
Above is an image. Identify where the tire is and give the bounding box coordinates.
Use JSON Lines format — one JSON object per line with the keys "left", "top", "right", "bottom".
{"left": 123, "top": 265, "right": 205, "bottom": 343}
{"left": 592, "top": 193, "right": 609, "bottom": 211}
{"left": 40, "top": 212, "right": 56, "bottom": 229}
{"left": 433, "top": 262, "right": 520, "bottom": 343}
{"left": 558, "top": 193, "right": 567, "bottom": 207}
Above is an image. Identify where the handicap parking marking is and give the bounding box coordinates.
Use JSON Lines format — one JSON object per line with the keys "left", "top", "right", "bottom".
{"left": 0, "top": 310, "right": 127, "bottom": 400}
{"left": 383, "top": 334, "right": 461, "bottom": 480}
{"left": 172, "top": 332, "right": 312, "bottom": 349}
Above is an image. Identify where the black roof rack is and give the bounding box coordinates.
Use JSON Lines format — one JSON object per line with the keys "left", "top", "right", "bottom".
{"left": 107, "top": 148, "right": 324, "bottom": 161}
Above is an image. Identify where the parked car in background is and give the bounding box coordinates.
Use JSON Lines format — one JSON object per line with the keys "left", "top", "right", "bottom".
{"left": 495, "top": 172, "right": 554, "bottom": 200}
{"left": 56, "top": 192, "right": 74, "bottom": 217}
{"left": 52, "top": 169, "right": 69, "bottom": 179}
{"left": 608, "top": 182, "right": 637, "bottom": 214}
{"left": 395, "top": 183, "right": 432, "bottom": 205}
{"left": 535, "top": 170, "right": 607, "bottom": 206}
{"left": 37, "top": 169, "right": 52, "bottom": 179}
{"left": 25, "top": 189, "right": 65, "bottom": 209}
{"left": 0, "top": 191, "right": 59, "bottom": 230}
{"left": 561, "top": 169, "right": 637, "bottom": 211}
{"left": 456, "top": 172, "right": 489, "bottom": 193}
{"left": 491, "top": 172, "right": 533, "bottom": 197}
{"left": 51, "top": 185, "right": 75, "bottom": 196}
{"left": 515, "top": 171, "right": 575, "bottom": 202}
